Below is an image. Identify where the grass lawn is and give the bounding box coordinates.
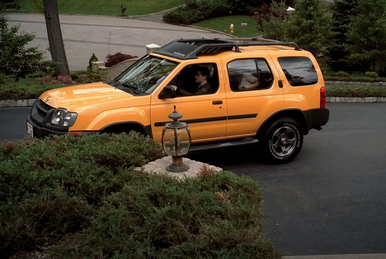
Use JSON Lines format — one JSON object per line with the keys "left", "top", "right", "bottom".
{"left": 15, "top": 0, "right": 185, "bottom": 16}
{"left": 193, "top": 15, "right": 262, "bottom": 38}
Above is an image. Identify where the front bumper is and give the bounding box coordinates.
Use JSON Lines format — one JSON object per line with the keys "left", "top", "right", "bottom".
{"left": 26, "top": 116, "right": 68, "bottom": 138}
{"left": 26, "top": 99, "right": 69, "bottom": 138}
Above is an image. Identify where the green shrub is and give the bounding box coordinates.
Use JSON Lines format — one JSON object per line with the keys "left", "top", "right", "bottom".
{"left": 50, "top": 170, "right": 278, "bottom": 259}
{"left": 2, "top": 0, "right": 20, "bottom": 10}
{"left": 327, "top": 86, "right": 386, "bottom": 97}
{"left": 70, "top": 71, "right": 79, "bottom": 80}
{"left": 164, "top": 0, "right": 230, "bottom": 25}
{"left": 0, "top": 14, "right": 46, "bottom": 79}
{"left": 86, "top": 69, "right": 108, "bottom": 82}
{"left": 87, "top": 53, "right": 98, "bottom": 71}
{"left": 0, "top": 133, "right": 278, "bottom": 259}
{"left": 0, "top": 133, "right": 164, "bottom": 257}
{"left": 0, "top": 73, "right": 16, "bottom": 85}
{"left": 336, "top": 71, "right": 350, "bottom": 77}
{"left": 365, "top": 71, "right": 379, "bottom": 78}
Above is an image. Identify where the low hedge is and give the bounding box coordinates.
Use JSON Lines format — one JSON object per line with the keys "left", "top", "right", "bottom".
{"left": 0, "top": 133, "right": 279, "bottom": 258}
{"left": 327, "top": 86, "right": 386, "bottom": 98}
{"left": 324, "top": 75, "right": 386, "bottom": 82}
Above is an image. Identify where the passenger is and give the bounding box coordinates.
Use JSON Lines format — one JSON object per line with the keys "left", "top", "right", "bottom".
{"left": 239, "top": 73, "right": 259, "bottom": 90}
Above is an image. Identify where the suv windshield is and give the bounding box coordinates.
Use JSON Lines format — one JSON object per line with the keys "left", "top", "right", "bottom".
{"left": 115, "top": 55, "right": 178, "bottom": 94}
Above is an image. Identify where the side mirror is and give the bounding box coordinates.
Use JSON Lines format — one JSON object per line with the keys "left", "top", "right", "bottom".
{"left": 159, "top": 85, "right": 176, "bottom": 99}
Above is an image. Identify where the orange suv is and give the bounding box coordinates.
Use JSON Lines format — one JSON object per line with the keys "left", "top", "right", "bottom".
{"left": 26, "top": 38, "right": 329, "bottom": 163}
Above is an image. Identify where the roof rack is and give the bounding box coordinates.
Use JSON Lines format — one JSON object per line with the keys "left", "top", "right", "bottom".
{"left": 153, "top": 37, "right": 301, "bottom": 60}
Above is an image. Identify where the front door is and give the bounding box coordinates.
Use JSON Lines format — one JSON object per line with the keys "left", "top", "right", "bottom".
{"left": 150, "top": 62, "right": 227, "bottom": 144}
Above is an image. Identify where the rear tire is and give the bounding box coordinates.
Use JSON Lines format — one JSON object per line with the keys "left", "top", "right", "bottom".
{"left": 260, "top": 118, "right": 303, "bottom": 164}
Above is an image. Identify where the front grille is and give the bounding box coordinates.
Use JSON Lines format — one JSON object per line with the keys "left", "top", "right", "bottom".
{"left": 36, "top": 99, "right": 54, "bottom": 117}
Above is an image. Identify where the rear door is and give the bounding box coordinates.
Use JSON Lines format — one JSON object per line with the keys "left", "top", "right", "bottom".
{"left": 224, "top": 56, "right": 285, "bottom": 138}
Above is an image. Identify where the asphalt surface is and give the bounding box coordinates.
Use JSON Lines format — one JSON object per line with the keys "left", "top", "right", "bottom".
{"left": 188, "top": 103, "right": 386, "bottom": 257}
{"left": 6, "top": 13, "right": 229, "bottom": 71}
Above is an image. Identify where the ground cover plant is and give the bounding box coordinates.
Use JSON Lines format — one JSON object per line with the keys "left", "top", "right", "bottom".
{"left": 0, "top": 70, "right": 110, "bottom": 100}
{"left": 15, "top": 0, "right": 185, "bottom": 16}
{"left": 0, "top": 133, "right": 279, "bottom": 259}
{"left": 0, "top": 75, "right": 75, "bottom": 100}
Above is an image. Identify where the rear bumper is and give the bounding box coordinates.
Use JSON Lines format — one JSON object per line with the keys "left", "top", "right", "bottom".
{"left": 304, "top": 108, "right": 329, "bottom": 130}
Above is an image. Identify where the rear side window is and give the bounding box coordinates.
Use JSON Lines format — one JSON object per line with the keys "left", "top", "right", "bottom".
{"left": 227, "top": 58, "right": 273, "bottom": 92}
{"left": 278, "top": 57, "right": 318, "bottom": 86}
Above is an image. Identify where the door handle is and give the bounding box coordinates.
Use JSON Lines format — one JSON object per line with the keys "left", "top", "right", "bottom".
{"left": 212, "top": 100, "right": 223, "bottom": 105}
{"left": 278, "top": 80, "right": 284, "bottom": 88}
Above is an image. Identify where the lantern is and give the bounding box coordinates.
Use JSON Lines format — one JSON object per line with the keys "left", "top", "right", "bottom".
{"left": 161, "top": 106, "right": 191, "bottom": 172}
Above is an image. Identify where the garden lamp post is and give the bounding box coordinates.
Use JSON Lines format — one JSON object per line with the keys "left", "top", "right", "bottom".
{"left": 162, "top": 106, "right": 191, "bottom": 172}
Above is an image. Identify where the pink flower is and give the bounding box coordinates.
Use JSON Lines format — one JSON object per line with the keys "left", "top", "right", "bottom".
{"left": 38, "top": 77, "right": 46, "bottom": 84}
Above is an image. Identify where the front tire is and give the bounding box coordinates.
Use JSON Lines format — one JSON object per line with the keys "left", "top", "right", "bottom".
{"left": 260, "top": 118, "right": 303, "bottom": 163}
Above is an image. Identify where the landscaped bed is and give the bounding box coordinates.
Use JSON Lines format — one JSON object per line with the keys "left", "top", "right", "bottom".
{"left": 0, "top": 133, "right": 279, "bottom": 259}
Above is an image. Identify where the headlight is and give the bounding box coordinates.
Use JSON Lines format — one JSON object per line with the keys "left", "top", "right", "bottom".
{"left": 51, "top": 108, "right": 77, "bottom": 127}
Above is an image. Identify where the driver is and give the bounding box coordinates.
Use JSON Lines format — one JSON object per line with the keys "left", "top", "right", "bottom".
{"left": 170, "top": 66, "right": 212, "bottom": 96}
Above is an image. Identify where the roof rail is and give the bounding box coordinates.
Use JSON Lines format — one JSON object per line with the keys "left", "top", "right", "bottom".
{"left": 154, "top": 37, "right": 301, "bottom": 60}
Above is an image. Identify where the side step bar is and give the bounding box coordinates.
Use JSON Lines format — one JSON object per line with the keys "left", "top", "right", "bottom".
{"left": 190, "top": 137, "right": 259, "bottom": 152}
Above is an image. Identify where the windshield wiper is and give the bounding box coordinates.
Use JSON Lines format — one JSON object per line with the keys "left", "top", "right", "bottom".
{"left": 121, "top": 82, "right": 143, "bottom": 95}
{"left": 108, "top": 80, "right": 143, "bottom": 95}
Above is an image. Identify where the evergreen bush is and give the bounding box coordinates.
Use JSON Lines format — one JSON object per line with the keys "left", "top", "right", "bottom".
{"left": 365, "top": 71, "right": 379, "bottom": 78}
{"left": 87, "top": 53, "right": 98, "bottom": 71}
{"left": 0, "top": 14, "right": 47, "bottom": 80}
{"left": 163, "top": 0, "right": 231, "bottom": 25}
{"left": 0, "top": 133, "right": 278, "bottom": 259}
{"left": 336, "top": 71, "right": 350, "bottom": 77}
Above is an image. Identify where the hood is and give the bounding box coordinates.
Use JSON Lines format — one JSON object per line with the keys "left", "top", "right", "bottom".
{"left": 40, "top": 82, "right": 135, "bottom": 110}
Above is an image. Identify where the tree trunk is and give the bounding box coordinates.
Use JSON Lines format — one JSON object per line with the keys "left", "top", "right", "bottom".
{"left": 43, "top": 0, "right": 70, "bottom": 76}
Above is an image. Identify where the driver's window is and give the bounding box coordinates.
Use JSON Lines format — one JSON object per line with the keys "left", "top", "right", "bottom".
{"left": 169, "top": 63, "right": 219, "bottom": 97}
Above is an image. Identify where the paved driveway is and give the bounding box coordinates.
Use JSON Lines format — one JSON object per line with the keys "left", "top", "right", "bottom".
{"left": 188, "top": 103, "right": 386, "bottom": 256}
{"left": 6, "top": 13, "right": 229, "bottom": 71}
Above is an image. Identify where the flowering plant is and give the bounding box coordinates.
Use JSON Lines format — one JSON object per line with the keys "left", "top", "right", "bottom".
{"left": 38, "top": 75, "right": 74, "bottom": 86}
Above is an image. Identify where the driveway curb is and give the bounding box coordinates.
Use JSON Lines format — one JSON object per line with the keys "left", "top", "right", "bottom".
{"left": 1, "top": 97, "right": 386, "bottom": 108}
{"left": 0, "top": 99, "right": 36, "bottom": 107}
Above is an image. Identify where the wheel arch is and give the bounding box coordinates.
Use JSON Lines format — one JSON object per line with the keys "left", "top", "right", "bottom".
{"left": 257, "top": 109, "right": 309, "bottom": 138}
{"left": 100, "top": 121, "right": 152, "bottom": 137}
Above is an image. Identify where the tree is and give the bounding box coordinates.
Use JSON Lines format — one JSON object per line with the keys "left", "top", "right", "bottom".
{"left": 43, "top": 0, "right": 70, "bottom": 76}
{"left": 346, "top": 0, "right": 386, "bottom": 72}
{"left": 261, "top": 1, "right": 290, "bottom": 41}
{"left": 328, "top": 0, "right": 359, "bottom": 72}
{"left": 331, "top": 0, "right": 357, "bottom": 45}
{"left": 0, "top": 14, "right": 46, "bottom": 79}
{"left": 285, "top": 0, "right": 333, "bottom": 56}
